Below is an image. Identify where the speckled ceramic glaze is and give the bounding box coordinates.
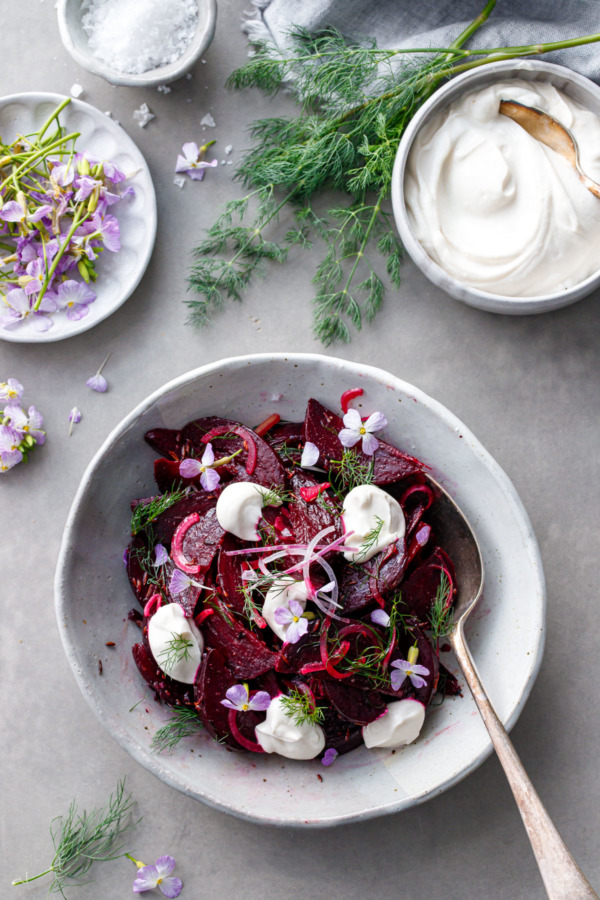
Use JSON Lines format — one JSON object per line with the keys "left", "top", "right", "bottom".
{"left": 57, "top": 0, "right": 217, "bottom": 87}
{"left": 0, "top": 93, "right": 156, "bottom": 343}
{"left": 55, "top": 354, "right": 545, "bottom": 827}
{"left": 392, "top": 60, "right": 600, "bottom": 314}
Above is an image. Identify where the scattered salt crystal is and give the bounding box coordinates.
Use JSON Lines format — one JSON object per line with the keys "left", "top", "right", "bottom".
{"left": 81, "top": 0, "right": 199, "bottom": 76}
{"left": 224, "top": 145, "right": 233, "bottom": 155}
{"left": 186, "top": 73, "right": 193, "bottom": 80}
{"left": 70, "top": 83, "right": 83, "bottom": 98}
{"left": 226, "top": 161, "right": 233, "bottom": 165}
{"left": 133, "top": 103, "right": 155, "bottom": 128}
{"left": 104, "top": 110, "right": 113, "bottom": 117}
{"left": 201, "top": 59, "right": 206, "bottom": 64}
{"left": 200, "top": 113, "right": 216, "bottom": 128}
{"left": 173, "top": 175, "right": 186, "bottom": 189}
{"left": 157, "top": 84, "right": 172, "bottom": 94}
{"left": 220, "top": 161, "right": 226, "bottom": 166}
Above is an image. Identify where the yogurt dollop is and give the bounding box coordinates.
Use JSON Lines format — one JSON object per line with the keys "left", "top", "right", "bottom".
{"left": 215, "top": 481, "right": 281, "bottom": 541}
{"left": 255, "top": 695, "right": 326, "bottom": 760}
{"left": 362, "top": 699, "right": 425, "bottom": 749}
{"left": 405, "top": 80, "right": 600, "bottom": 297}
{"left": 262, "top": 576, "right": 309, "bottom": 641}
{"left": 341, "top": 484, "right": 405, "bottom": 562}
{"left": 147, "top": 602, "right": 204, "bottom": 684}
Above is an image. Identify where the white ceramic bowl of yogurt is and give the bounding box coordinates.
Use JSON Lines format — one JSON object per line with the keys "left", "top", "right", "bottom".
{"left": 392, "top": 60, "right": 600, "bottom": 314}
{"left": 55, "top": 353, "right": 545, "bottom": 826}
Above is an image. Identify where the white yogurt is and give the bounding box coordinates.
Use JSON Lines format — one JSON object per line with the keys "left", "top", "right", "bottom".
{"left": 341, "top": 484, "right": 405, "bottom": 562}
{"left": 255, "top": 695, "right": 326, "bottom": 760}
{"left": 362, "top": 699, "right": 425, "bottom": 749}
{"left": 147, "top": 602, "right": 203, "bottom": 683}
{"left": 216, "top": 481, "right": 281, "bottom": 541}
{"left": 405, "top": 80, "right": 600, "bottom": 296}
{"left": 262, "top": 576, "right": 309, "bottom": 641}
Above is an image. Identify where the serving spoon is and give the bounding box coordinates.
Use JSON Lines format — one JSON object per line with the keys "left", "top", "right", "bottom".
{"left": 426, "top": 475, "right": 598, "bottom": 900}
{"left": 499, "top": 99, "right": 600, "bottom": 200}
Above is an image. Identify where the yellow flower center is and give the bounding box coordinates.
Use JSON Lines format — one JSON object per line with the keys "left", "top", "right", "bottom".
{"left": 242, "top": 702, "right": 249, "bottom": 711}
{"left": 359, "top": 426, "right": 366, "bottom": 435}
{"left": 292, "top": 615, "right": 300, "bottom": 623}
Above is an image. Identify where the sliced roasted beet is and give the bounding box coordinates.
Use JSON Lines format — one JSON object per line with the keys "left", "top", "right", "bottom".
{"left": 275, "top": 626, "right": 322, "bottom": 673}
{"left": 154, "top": 458, "right": 186, "bottom": 493}
{"left": 439, "top": 662, "right": 462, "bottom": 697}
{"left": 181, "top": 416, "right": 285, "bottom": 488}
{"left": 401, "top": 547, "right": 456, "bottom": 624}
{"left": 264, "top": 421, "right": 304, "bottom": 449}
{"left": 194, "top": 648, "right": 243, "bottom": 749}
{"left": 321, "top": 677, "right": 385, "bottom": 726}
{"left": 411, "top": 626, "right": 440, "bottom": 707}
{"left": 180, "top": 507, "right": 224, "bottom": 574}
{"left": 203, "top": 600, "right": 279, "bottom": 678}
{"left": 162, "top": 560, "right": 201, "bottom": 616}
{"left": 337, "top": 540, "right": 407, "bottom": 614}
{"left": 216, "top": 533, "right": 247, "bottom": 615}
{"left": 132, "top": 642, "right": 193, "bottom": 706}
{"left": 320, "top": 706, "right": 363, "bottom": 757}
{"left": 151, "top": 494, "right": 217, "bottom": 548}
{"left": 304, "top": 398, "right": 424, "bottom": 485}
{"left": 145, "top": 428, "right": 182, "bottom": 458}
{"left": 287, "top": 470, "right": 342, "bottom": 546}
{"left": 126, "top": 535, "right": 158, "bottom": 609}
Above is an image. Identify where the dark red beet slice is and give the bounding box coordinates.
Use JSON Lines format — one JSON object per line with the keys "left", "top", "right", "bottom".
{"left": 181, "top": 416, "right": 285, "bottom": 488}
{"left": 203, "top": 600, "right": 279, "bottom": 678}
{"left": 401, "top": 547, "right": 456, "bottom": 624}
{"left": 320, "top": 706, "right": 363, "bottom": 757}
{"left": 337, "top": 541, "right": 407, "bottom": 614}
{"left": 275, "top": 626, "right": 322, "bottom": 673}
{"left": 126, "top": 536, "right": 158, "bottom": 609}
{"left": 132, "top": 642, "right": 194, "bottom": 706}
{"left": 161, "top": 560, "right": 201, "bottom": 616}
{"left": 152, "top": 495, "right": 217, "bottom": 548}
{"left": 304, "top": 398, "right": 424, "bottom": 485}
{"left": 154, "top": 458, "right": 186, "bottom": 493}
{"left": 439, "top": 662, "right": 462, "bottom": 697}
{"left": 217, "top": 533, "right": 247, "bottom": 615}
{"left": 321, "top": 677, "right": 385, "bottom": 726}
{"left": 287, "top": 470, "right": 342, "bottom": 546}
{"left": 181, "top": 507, "right": 225, "bottom": 574}
{"left": 145, "top": 428, "right": 182, "bottom": 458}
{"left": 194, "top": 648, "right": 243, "bottom": 750}
{"left": 263, "top": 421, "right": 304, "bottom": 452}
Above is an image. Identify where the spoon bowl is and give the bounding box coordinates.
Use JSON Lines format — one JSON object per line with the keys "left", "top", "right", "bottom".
{"left": 426, "top": 474, "right": 598, "bottom": 900}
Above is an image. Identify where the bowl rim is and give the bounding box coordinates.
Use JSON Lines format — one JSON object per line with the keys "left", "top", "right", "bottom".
{"left": 54, "top": 352, "right": 546, "bottom": 827}
{"left": 56, "top": 0, "right": 218, "bottom": 87}
{"left": 391, "top": 59, "right": 600, "bottom": 313}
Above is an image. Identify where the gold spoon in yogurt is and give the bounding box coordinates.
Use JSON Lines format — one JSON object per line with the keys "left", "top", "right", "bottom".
{"left": 499, "top": 99, "right": 600, "bottom": 200}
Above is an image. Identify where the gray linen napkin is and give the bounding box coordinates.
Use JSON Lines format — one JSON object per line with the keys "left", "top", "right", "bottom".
{"left": 244, "top": 0, "right": 600, "bottom": 81}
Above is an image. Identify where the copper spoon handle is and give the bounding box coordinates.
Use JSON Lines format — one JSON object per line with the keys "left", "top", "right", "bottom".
{"left": 451, "top": 624, "right": 598, "bottom": 900}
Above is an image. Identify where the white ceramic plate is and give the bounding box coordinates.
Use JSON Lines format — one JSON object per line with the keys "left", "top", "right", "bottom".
{"left": 0, "top": 92, "right": 156, "bottom": 342}
{"left": 55, "top": 354, "right": 545, "bottom": 827}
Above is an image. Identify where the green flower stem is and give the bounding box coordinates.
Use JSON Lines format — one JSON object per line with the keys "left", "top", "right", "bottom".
{"left": 12, "top": 867, "right": 55, "bottom": 886}
{"left": 33, "top": 205, "right": 89, "bottom": 310}
{"left": 0, "top": 132, "right": 79, "bottom": 194}
{"left": 38, "top": 98, "right": 71, "bottom": 142}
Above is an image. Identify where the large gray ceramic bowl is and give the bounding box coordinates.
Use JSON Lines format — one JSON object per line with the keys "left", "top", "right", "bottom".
{"left": 392, "top": 59, "right": 600, "bottom": 315}
{"left": 55, "top": 353, "right": 545, "bottom": 826}
{"left": 57, "top": 0, "right": 217, "bottom": 87}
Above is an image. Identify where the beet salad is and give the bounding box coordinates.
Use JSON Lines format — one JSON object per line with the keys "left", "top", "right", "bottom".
{"left": 125, "top": 388, "right": 461, "bottom": 764}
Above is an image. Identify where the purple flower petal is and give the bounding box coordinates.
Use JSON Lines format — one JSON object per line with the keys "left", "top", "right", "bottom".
{"left": 410, "top": 674, "right": 427, "bottom": 689}
{"left": 169, "top": 568, "right": 191, "bottom": 596}
{"left": 390, "top": 668, "right": 406, "bottom": 692}
{"left": 0, "top": 200, "right": 24, "bottom": 222}
{"left": 179, "top": 458, "right": 202, "bottom": 478}
{"left": 248, "top": 691, "right": 272, "bottom": 712}
{"left": 370, "top": 609, "right": 390, "bottom": 627}
{"left": 0, "top": 378, "right": 24, "bottom": 402}
{"left": 364, "top": 411, "right": 387, "bottom": 432}
{"left": 68, "top": 407, "right": 82, "bottom": 424}
{"left": 288, "top": 599, "right": 304, "bottom": 618}
{"left": 221, "top": 683, "right": 248, "bottom": 710}
{"left": 0, "top": 448, "right": 23, "bottom": 472}
{"left": 300, "top": 441, "right": 319, "bottom": 467}
{"left": 154, "top": 544, "right": 169, "bottom": 566}
{"left": 273, "top": 606, "right": 293, "bottom": 626}
{"left": 200, "top": 466, "right": 220, "bottom": 492}
{"left": 201, "top": 442, "right": 215, "bottom": 467}
{"left": 159, "top": 876, "right": 183, "bottom": 899}
{"left": 87, "top": 373, "right": 108, "bottom": 392}
{"left": 361, "top": 432, "right": 379, "bottom": 456}
{"left": 342, "top": 408, "right": 362, "bottom": 430}
{"left": 285, "top": 615, "right": 308, "bottom": 644}
{"left": 154, "top": 856, "right": 176, "bottom": 879}
{"left": 133, "top": 864, "right": 159, "bottom": 892}
{"left": 338, "top": 428, "right": 361, "bottom": 449}
{"left": 321, "top": 747, "right": 338, "bottom": 766}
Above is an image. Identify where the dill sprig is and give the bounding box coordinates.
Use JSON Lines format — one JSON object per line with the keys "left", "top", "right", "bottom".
{"left": 257, "top": 484, "right": 293, "bottom": 506}
{"left": 188, "top": 3, "right": 600, "bottom": 344}
{"left": 12, "top": 780, "right": 137, "bottom": 897}
{"left": 130, "top": 488, "right": 188, "bottom": 535}
{"left": 151, "top": 706, "right": 203, "bottom": 753}
{"left": 280, "top": 688, "right": 325, "bottom": 727}
{"left": 329, "top": 448, "right": 374, "bottom": 497}
{"left": 428, "top": 571, "right": 453, "bottom": 644}
{"left": 158, "top": 632, "right": 194, "bottom": 675}
{"left": 354, "top": 515, "right": 384, "bottom": 561}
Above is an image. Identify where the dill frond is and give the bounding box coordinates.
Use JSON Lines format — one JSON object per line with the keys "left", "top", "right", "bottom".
{"left": 130, "top": 488, "right": 188, "bottom": 535}
{"left": 151, "top": 707, "right": 203, "bottom": 753}
{"left": 280, "top": 688, "right": 325, "bottom": 727}
{"left": 428, "top": 571, "right": 453, "bottom": 643}
{"left": 329, "top": 448, "right": 374, "bottom": 497}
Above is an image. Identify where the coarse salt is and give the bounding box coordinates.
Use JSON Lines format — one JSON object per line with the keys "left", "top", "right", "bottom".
{"left": 133, "top": 103, "right": 155, "bottom": 128}
{"left": 200, "top": 113, "right": 216, "bottom": 128}
{"left": 82, "top": 0, "right": 199, "bottom": 76}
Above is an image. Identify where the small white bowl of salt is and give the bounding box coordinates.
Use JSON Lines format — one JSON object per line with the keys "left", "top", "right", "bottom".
{"left": 57, "top": 0, "right": 217, "bottom": 87}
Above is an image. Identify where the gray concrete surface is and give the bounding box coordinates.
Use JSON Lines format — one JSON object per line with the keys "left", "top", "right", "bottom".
{"left": 3, "top": 2, "right": 599, "bottom": 898}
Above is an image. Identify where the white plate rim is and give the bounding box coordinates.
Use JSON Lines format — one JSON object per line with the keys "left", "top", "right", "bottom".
{"left": 0, "top": 91, "right": 157, "bottom": 343}
{"left": 54, "top": 352, "right": 546, "bottom": 827}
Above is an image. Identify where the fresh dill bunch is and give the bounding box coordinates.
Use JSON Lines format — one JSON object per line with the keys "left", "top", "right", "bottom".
{"left": 158, "top": 631, "right": 194, "bottom": 675}
{"left": 354, "top": 515, "right": 384, "bottom": 561}
{"left": 329, "top": 448, "right": 374, "bottom": 497}
{"left": 12, "top": 780, "right": 137, "bottom": 897}
{"left": 280, "top": 688, "right": 325, "bottom": 727}
{"left": 151, "top": 706, "right": 203, "bottom": 753}
{"left": 257, "top": 484, "right": 294, "bottom": 506}
{"left": 428, "top": 571, "right": 453, "bottom": 643}
{"left": 130, "top": 488, "right": 188, "bottom": 535}
{"left": 187, "top": 1, "right": 600, "bottom": 344}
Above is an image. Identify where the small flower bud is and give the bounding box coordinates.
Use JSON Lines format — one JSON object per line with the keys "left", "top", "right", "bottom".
{"left": 77, "top": 259, "right": 90, "bottom": 282}
{"left": 87, "top": 188, "right": 99, "bottom": 213}
{"left": 78, "top": 157, "right": 91, "bottom": 176}
{"left": 407, "top": 644, "right": 419, "bottom": 666}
